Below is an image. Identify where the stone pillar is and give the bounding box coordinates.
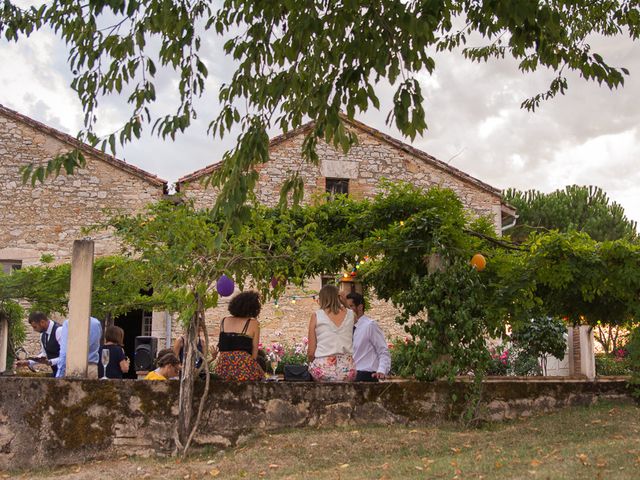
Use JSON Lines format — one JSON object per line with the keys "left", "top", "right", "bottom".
{"left": 66, "top": 240, "right": 95, "bottom": 378}
{"left": 568, "top": 326, "right": 596, "bottom": 380}
{"left": 0, "top": 316, "right": 8, "bottom": 373}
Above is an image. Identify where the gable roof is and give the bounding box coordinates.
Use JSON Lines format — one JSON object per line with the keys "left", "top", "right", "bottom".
{"left": 0, "top": 103, "right": 167, "bottom": 189}
{"left": 176, "top": 116, "right": 502, "bottom": 198}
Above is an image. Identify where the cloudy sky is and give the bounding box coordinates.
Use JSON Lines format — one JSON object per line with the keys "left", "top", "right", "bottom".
{"left": 1, "top": 23, "right": 639, "bottom": 224}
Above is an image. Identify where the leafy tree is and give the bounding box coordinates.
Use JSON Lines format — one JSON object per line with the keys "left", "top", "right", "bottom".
{"left": 503, "top": 185, "right": 638, "bottom": 243}
{"left": 510, "top": 316, "right": 567, "bottom": 376}
{"left": 2, "top": 1, "right": 640, "bottom": 223}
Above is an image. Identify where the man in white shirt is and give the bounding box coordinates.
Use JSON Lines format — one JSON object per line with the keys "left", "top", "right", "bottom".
{"left": 56, "top": 317, "right": 103, "bottom": 379}
{"left": 17, "top": 312, "right": 63, "bottom": 377}
{"left": 346, "top": 292, "right": 391, "bottom": 382}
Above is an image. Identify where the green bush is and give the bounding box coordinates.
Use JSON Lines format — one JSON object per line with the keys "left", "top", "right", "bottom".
{"left": 0, "top": 300, "right": 26, "bottom": 369}
{"left": 511, "top": 351, "right": 542, "bottom": 376}
{"left": 627, "top": 328, "right": 640, "bottom": 398}
{"left": 595, "top": 353, "right": 631, "bottom": 376}
{"left": 389, "top": 338, "right": 415, "bottom": 378}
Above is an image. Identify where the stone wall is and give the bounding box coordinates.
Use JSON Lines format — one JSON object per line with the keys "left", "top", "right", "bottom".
{"left": 0, "top": 377, "right": 632, "bottom": 470}
{"left": 180, "top": 124, "right": 503, "bottom": 227}
{"left": 0, "top": 106, "right": 167, "bottom": 352}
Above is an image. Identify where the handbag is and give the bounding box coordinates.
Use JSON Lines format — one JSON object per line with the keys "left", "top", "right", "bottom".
{"left": 283, "top": 364, "right": 312, "bottom": 382}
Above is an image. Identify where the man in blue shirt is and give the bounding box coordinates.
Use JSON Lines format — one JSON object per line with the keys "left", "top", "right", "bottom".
{"left": 56, "top": 317, "right": 102, "bottom": 378}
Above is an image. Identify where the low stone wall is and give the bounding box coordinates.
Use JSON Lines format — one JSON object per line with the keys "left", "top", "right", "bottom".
{"left": 0, "top": 377, "right": 633, "bottom": 470}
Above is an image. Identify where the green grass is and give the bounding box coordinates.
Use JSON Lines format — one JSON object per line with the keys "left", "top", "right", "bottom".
{"left": 6, "top": 402, "right": 640, "bottom": 479}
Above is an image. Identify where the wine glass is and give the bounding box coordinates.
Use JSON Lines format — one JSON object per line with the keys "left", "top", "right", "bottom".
{"left": 270, "top": 358, "right": 279, "bottom": 381}
{"left": 100, "top": 348, "right": 110, "bottom": 380}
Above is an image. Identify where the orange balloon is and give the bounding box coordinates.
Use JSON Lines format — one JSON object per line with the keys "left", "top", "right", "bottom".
{"left": 470, "top": 254, "right": 486, "bottom": 271}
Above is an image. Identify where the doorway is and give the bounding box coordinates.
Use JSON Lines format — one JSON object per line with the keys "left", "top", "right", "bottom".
{"left": 114, "top": 310, "right": 144, "bottom": 379}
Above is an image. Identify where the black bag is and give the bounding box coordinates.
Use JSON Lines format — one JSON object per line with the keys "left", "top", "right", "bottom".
{"left": 283, "top": 364, "right": 312, "bottom": 382}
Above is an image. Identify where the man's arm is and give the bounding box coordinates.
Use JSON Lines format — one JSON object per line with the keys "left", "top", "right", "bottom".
{"left": 369, "top": 322, "right": 391, "bottom": 377}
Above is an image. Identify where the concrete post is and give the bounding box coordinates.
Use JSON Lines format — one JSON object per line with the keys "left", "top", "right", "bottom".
{"left": 65, "top": 240, "right": 95, "bottom": 378}
{"left": 568, "top": 325, "right": 596, "bottom": 379}
{"left": 0, "top": 316, "right": 8, "bottom": 373}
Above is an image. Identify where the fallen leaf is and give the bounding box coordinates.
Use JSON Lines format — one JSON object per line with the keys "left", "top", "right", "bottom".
{"left": 207, "top": 460, "right": 216, "bottom": 465}
{"left": 73, "top": 467, "right": 81, "bottom": 473}
{"left": 576, "top": 453, "right": 589, "bottom": 466}
{"left": 530, "top": 459, "right": 541, "bottom": 467}
{"left": 415, "top": 466, "right": 423, "bottom": 471}
{"left": 451, "top": 447, "right": 461, "bottom": 454}
{"left": 475, "top": 453, "right": 482, "bottom": 461}
{"left": 268, "top": 464, "right": 279, "bottom": 469}
{"left": 310, "top": 442, "right": 318, "bottom": 447}
{"left": 495, "top": 461, "right": 503, "bottom": 469}
{"left": 209, "top": 469, "right": 220, "bottom": 477}
{"left": 450, "top": 460, "right": 458, "bottom": 467}
{"left": 591, "top": 419, "right": 602, "bottom": 424}
{"left": 340, "top": 464, "right": 349, "bottom": 469}
{"left": 596, "top": 460, "right": 607, "bottom": 468}
{"left": 381, "top": 463, "right": 389, "bottom": 470}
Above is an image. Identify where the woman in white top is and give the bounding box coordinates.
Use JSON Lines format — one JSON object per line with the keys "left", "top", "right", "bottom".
{"left": 307, "top": 285, "right": 356, "bottom": 382}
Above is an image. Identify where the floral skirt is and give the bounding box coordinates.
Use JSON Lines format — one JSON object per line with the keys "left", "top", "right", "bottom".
{"left": 214, "top": 351, "right": 265, "bottom": 382}
{"left": 309, "top": 354, "right": 356, "bottom": 382}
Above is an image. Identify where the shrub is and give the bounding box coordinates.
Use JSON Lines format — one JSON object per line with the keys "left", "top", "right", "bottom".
{"left": 389, "top": 337, "right": 415, "bottom": 378}
{"left": 510, "top": 317, "right": 566, "bottom": 376}
{"left": 511, "top": 350, "right": 542, "bottom": 376}
{"left": 595, "top": 353, "right": 631, "bottom": 376}
{"left": 627, "top": 328, "right": 640, "bottom": 398}
{"left": 486, "top": 347, "right": 509, "bottom": 376}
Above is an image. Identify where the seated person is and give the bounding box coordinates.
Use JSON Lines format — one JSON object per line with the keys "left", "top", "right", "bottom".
{"left": 213, "top": 291, "right": 264, "bottom": 381}
{"left": 98, "top": 326, "right": 130, "bottom": 379}
{"left": 307, "top": 285, "right": 356, "bottom": 382}
{"left": 144, "top": 352, "right": 181, "bottom": 380}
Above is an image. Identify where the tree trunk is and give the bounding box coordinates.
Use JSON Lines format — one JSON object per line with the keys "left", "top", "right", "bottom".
{"left": 176, "top": 307, "right": 198, "bottom": 455}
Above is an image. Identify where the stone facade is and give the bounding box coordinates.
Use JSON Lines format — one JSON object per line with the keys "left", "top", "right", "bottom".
{"left": 177, "top": 118, "right": 514, "bottom": 346}
{"left": 0, "top": 104, "right": 167, "bottom": 352}
{"left": 0, "top": 377, "right": 632, "bottom": 470}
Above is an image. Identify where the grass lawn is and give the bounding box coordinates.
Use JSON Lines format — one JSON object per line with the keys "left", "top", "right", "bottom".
{"left": 7, "top": 401, "right": 640, "bottom": 479}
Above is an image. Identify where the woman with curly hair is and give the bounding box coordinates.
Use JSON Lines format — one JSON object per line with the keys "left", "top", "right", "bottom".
{"left": 307, "top": 285, "right": 356, "bottom": 382}
{"left": 213, "top": 290, "right": 265, "bottom": 381}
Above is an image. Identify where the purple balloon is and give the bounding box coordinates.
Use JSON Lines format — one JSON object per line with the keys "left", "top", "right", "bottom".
{"left": 216, "top": 274, "right": 235, "bottom": 297}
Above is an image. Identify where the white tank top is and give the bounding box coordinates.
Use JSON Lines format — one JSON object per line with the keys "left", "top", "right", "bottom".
{"left": 313, "top": 308, "right": 354, "bottom": 357}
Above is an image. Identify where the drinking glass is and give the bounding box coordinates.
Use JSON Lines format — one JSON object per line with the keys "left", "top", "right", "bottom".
{"left": 270, "top": 359, "right": 279, "bottom": 381}
{"left": 100, "top": 348, "right": 110, "bottom": 380}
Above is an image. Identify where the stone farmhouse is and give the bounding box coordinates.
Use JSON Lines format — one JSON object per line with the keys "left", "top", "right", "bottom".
{"left": 0, "top": 104, "right": 168, "bottom": 363}
{"left": 176, "top": 117, "right": 517, "bottom": 344}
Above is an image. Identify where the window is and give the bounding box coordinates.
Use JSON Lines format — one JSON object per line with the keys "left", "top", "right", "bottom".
{"left": 142, "top": 311, "right": 153, "bottom": 337}
{"left": 1, "top": 260, "right": 22, "bottom": 275}
{"left": 326, "top": 178, "right": 349, "bottom": 197}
